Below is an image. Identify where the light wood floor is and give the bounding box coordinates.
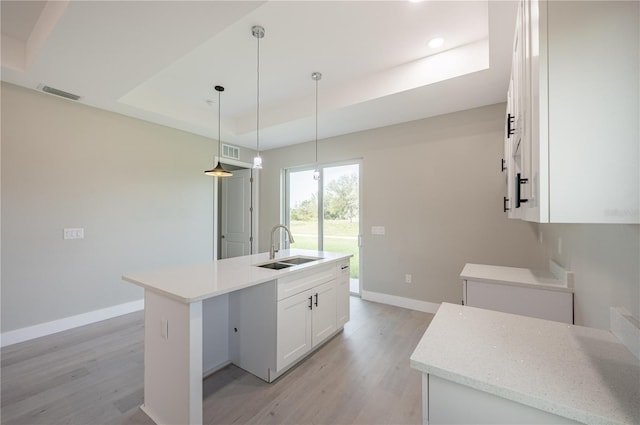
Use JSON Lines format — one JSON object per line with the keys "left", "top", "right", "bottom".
{"left": 1, "top": 297, "right": 433, "bottom": 425}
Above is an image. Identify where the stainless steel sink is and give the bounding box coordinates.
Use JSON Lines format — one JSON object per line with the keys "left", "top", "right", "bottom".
{"left": 257, "top": 262, "right": 294, "bottom": 270}
{"left": 256, "top": 256, "right": 323, "bottom": 270}
{"left": 280, "top": 256, "right": 322, "bottom": 265}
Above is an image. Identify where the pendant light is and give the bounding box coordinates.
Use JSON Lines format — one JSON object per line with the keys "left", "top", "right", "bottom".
{"left": 252, "top": 25, "right": 265, "bottom": 169}
{"left": 204, "top": 85, "right": 232, "bottom": 177}
{"left": 312, "top": 72, "right": 322, "bottom": 180}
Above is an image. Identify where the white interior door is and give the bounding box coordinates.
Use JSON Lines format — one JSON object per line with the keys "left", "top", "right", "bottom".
{"left": 221, "top": 168, "right": 252, "bottom": 259}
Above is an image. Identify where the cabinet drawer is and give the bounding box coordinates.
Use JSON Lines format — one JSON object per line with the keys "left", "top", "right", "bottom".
{"left": 277, "top": 264, "right": 336, "bottom": 301}
{"left": 338, "top": 260, "right": 350, "bottom": 276}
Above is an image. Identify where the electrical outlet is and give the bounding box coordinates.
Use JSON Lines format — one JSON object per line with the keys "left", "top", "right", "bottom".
{"left": 405, "top": 274, "right": 412, "bottom": 284}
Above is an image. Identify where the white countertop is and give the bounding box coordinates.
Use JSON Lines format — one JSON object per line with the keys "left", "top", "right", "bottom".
{"left": 122, "top": 249, "right": 352, "bottom": 303}
{"left": 460, "top": 262, "right": 574, "bottom": 293}
{"left": 410, "top": 303, "right": 640, "bottom": 425}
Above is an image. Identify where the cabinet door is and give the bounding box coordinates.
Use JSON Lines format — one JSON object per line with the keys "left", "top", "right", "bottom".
{"left": 311, "top": 280, "right": 337, "bottom": 347}
{"left": 336, "top": 262, "right": 350, "bottom": 328}
{"left": 276, "top": 290, "right": 312, "bottom": 372}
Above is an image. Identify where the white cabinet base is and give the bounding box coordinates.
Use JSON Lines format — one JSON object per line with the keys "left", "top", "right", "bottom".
{"left": 464, "top": 279, "right": 573, "bottom": 323}
{"left": 425, "top": 374, "right": 580, "bottom": 424}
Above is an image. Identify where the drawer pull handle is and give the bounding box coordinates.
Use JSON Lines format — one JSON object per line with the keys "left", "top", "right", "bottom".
{"left": 341, "top": 265, "right": 349, "bottom": 270}
{"left": 314, "top": 293, "right": 318, "bottom": 307}
{"left": 308, "top": 296, "right": 313, "bottom": 310}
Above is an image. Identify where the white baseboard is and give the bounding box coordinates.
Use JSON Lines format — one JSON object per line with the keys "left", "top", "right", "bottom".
{"left": 361, "top": 290, "right": 440, "bottom": 314}
{"left": 203, "top": 360, "right": 232, "bottom": 379}
{"left": 1, "top": 299, "right": 144, "bottom": 348}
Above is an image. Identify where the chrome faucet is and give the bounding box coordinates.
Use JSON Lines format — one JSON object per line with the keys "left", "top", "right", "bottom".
{"left": 270, "top": 224, "right": 295, "bottom": 259}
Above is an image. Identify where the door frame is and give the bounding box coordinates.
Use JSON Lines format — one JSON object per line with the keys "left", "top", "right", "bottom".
{"left": 283, "top": 159, "right": 363, "bottom": 296}
{"left": 212, "top": 156, "right": 259, "bottom": 260}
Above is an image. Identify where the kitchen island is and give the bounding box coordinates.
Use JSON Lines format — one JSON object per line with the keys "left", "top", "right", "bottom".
{"left": 410, "top": 303, "right": 639, "bottom": 425}
{"left": 123, "top": 249, "right": 352, "bottom": 425}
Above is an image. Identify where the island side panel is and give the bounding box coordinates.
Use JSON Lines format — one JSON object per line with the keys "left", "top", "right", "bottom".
{"left": 142, "top": 290, "right": 203, "bottom": 425}
{"left": 203, "top": 294, "right": 230, "bottom": 376}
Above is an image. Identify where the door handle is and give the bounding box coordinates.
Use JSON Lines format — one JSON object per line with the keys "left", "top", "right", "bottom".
{"left": 308, "top": 296, "right": 313, "bottom": 310}
{"left": 515, "top": 173, "right": 529, "bottom": 208}
{"left": 503, "top": 196, "right": 510, "bottom": 212}
{"left": 507, "top": 114, "right": 515, "bottom": 138}
{"left": 314, "top": 293, "right": 318, "bottom": 307}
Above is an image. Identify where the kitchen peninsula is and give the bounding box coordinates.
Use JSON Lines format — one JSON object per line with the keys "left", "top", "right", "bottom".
{"left": 411, "top": 303, "right": 640, "bottom": 425}
{"left": 123, "top": 249, "right": 352, "bottom": 425}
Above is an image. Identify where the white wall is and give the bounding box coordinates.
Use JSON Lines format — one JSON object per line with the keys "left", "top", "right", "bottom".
{"left": 0, "top": 83, "right": 250, "bottom": 334}
{"left": 259, "top": 103, "right": 547, "bottom": 307}
{"left": 539, "top": 224, "right": 640, "bottom": 329}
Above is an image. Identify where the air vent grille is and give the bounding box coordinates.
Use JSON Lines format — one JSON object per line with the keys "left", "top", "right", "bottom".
{"left": 222, "top": 144, "right": 240, "bottom": 160}
{"left": 41, "top": 85, "right": 81, "bottom": 101}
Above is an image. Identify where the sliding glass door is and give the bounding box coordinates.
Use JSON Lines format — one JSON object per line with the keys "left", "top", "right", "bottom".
{"left": 285, "top": 162, "right": 361, "bottom": 295}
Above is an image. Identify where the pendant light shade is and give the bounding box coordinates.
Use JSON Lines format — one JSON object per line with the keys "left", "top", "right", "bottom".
{"left": 205, "top": 85, "right": 232, "bottom": 177}
{"left": 252, "top": 25, "right": 265, "bottom": 169}
{"left": 312, "top": 72, "right": 322, "bottom": 181}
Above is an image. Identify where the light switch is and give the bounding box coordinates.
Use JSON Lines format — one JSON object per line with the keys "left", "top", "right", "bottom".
{"left": 63, "top": 228, "right": 84, "bottom": 240}
{"left": 371, "top": 226, "right": 385, "bottom": 236}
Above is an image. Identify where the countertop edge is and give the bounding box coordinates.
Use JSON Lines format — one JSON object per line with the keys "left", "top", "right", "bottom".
{"left": 460, "top": 275, "right": 574, "bottom": 293}
{"left": 460, "top": 263, "right": 574, "bottom": 293}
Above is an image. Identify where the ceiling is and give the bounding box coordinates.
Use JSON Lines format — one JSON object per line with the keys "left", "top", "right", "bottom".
{"left": 1, "top": 0, "right": 517, "bottom": 151}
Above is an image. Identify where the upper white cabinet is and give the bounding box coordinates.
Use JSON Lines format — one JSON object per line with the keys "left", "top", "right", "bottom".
{"left": 503, "top": 0, "right": 639, "bottom": 223}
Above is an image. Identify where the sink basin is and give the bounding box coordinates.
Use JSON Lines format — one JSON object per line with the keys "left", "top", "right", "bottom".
{"left": 255, "top": 256, "right": 323, "bottom": 270}
{"left": 280, "top": 256, "right": 322, "bottom": 265}
{"left": 257, "top": 262, "right": 294, "bottom": 270}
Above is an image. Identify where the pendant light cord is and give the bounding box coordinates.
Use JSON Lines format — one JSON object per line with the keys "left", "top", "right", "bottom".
{"left": 315, "top": 76, "right": 318, "bottom": 164}
{"left": 256, "top": 31, "right": 260, "bottom": 156}
{"left": 218, "top": 87, "right": 222, "bottom": 158}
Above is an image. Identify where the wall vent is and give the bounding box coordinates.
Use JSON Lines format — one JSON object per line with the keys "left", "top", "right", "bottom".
{"left": 39, "top": 85, "right": 81, "bottom": 101}
{"left": 222, "top": 143, "right": 240, "bottom": 160}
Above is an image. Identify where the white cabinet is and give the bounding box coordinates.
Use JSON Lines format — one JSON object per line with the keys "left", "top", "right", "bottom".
{"left": 230, "top": 261, "right": 348, "bottom": 382}
{"left": 310, "top": 280, "right": 337, "bottom": 346}
{"left": 276, "top": 287, "right": 312, "bottom": 372}
{"left": 336, "top": 260, "right": 350, "bottom": 328}
{"left": 276, "top": 279, "right": 337, "bottom": 372}
{"left": 504, "top": 0, "right": 639, "bottom": 223}
{"left": 460, "top": 263, "right": 574, "bottom": 324}
{"left": 463, "top": 280, "right": 573, "bottom": 324}
{"left": 425, "top": 374, "right": 580, "bottom": 424}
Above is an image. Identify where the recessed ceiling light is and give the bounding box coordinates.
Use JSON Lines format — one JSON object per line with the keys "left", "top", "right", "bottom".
{"left": 408, "top": 0, "right": 424, "bottom": 3}
{"left": 428, "top": 37, "right": 445, "bottom": 49}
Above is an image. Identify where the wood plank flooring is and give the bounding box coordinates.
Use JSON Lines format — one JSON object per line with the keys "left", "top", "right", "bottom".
{"left": 1, "top": 297, "right": 433, "bottom": 425}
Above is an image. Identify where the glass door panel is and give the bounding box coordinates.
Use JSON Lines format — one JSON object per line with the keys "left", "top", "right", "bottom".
{"left": 286, "top": 169, "right": 319, "bottom": 251}
{"left": 286, "top": 163, "right": 361, "bottom": 295}
{"left": 322, "top": 164, "right": 360, "bottom": 293}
